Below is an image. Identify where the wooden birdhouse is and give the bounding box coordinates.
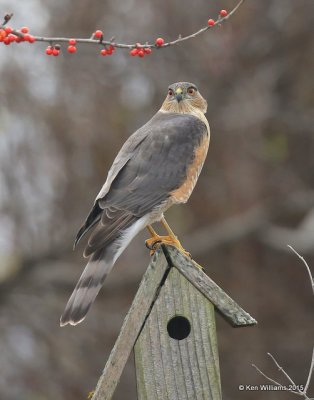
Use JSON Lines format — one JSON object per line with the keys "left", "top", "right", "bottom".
{"left": 91, "top": 245, "right": 257, "bottom": 400}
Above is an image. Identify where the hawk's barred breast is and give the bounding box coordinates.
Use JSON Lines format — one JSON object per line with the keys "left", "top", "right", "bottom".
{"left": 171, "top": 131, "right": 209, "bottom": 203}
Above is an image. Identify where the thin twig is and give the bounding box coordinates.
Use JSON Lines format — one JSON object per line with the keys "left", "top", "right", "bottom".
{"left": 251, "top": 363, "right": 302, "bottom": 396}
{"left": 288, "top": 245, "right": 314, "bottom": 295}
{"left": 304, "top": 347, "right": 314, "bottom": 395}
{"left": 0, "top": 0, "right": 245, "bottom": 50}
{"left": 267, "top": 352, "right": 298, "bottom": 387}
{"left": 0, "top": 13, "right": 13, "bottom": 28}
{"left": 163, "top": 0, "right": 244, "bottom": 48}
{"left": 252, "top": 249, "right": 314, "bottom": 399}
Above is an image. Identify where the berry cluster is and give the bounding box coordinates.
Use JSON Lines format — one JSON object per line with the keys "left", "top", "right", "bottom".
{"left": 91, "top": 30, "right": 116, "bottom": 56}
{"left": 46, "top": 39, "right": 79, "bottom": 56}
{"left": 129, "top": 37, "right": 164, "bottom": 57}
{"left": 100, "top": 44, "right": 115, "bottom": 56}
{"left": 130, "top": 44, "right": 152, "bottom": 58}
{"left": 208, "top": 9, "right": 228, "bottom": 26}
{"left": 0, "top": 26, "right": 35, "bottom": 45}
{"left": 45, "top": 44, "right": 60, "bottom": 56}
{"left": 68, "top": 39, "right": 77, "bottom": 53}
{"left": 0, "top": 6, "right": 234, "bottom": 58}
{"left": 45, "top": 40, "right": 81, "bottom": 56}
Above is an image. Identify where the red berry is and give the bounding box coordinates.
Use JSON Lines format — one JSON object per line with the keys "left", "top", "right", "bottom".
{"left": 67, "top": 45, "right": 77, "bottom": 53}
{"left": 23, "top": 33, "right": 31, "bottom": 42}
{"left": 100, "top": 49, "right": 107, "bottom": 56}
{"left": 94, "top": 30, "right": 103, "bottom": 39}
{"left": 138, "top": 49, "right": 145, "bottom": 57}
{"left": 130, "top": 48, "right": 138, "bottom": 56}
{"left": 207, "top": 19, "right": 215, "bottom": 26}
{"left": 220, "top": 9, "right": 228, "bottom": 17}
{"left": 46, "top": 46, "right": 53, "bottom": 55}
{"left": 106, "top": 45, "right": 115, "bottom": 55}
{"left": 9, "top": 34, "right": 17, "bottom": 42}
{"left": 21, "top": 26, "right": 29, "bottom": 33}
{"left": 4, "top": 26, "right": 12, "bottom": 34}
{"left": 155, "top": 37, "right": 164, "bottom": 46}
{"left": 69, "top": 38, "right": 76, "bottom": 45}
{"left": 52, "top": 48, "right": 60, "bottom": 56}
{"left": 28, "top": 35, "right": 35, "bottom": 43}
{"left": 144, "top": 47, "right": 152, "bottom": 54}
{"left": 0, "top": 29, "right": 7, "bottom": 40}
{"left": 3, "top": 37, "right": 10, "bottom": 45}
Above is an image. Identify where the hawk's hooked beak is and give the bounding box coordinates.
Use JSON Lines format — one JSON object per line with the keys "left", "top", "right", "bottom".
{"left": 175, "top": 88, "right": 183, "bottom": 103}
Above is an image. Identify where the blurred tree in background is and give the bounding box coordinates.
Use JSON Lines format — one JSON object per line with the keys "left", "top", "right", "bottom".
{"left": 0, "top": 0, "right": 313, "bottom": 399}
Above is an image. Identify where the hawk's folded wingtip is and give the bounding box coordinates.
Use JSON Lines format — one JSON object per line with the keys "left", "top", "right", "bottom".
{"left": 73, "top": 229, "right": 84, "bottom": 250}
{"left": 60, "top": 315, "right": 86, "bottom": 327}
{"left": 73, "top": 238, "right": 78, "bottom": 251}
{"left": 60, "top": 319, "right": 68, "bottom": 327}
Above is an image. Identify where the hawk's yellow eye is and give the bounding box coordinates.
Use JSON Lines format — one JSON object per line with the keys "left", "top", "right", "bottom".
{"left": 168, "top": 89, "right": 174, "bottom": 96}
{"left": 188, "top": 87, "right": 196, "bottom": 95}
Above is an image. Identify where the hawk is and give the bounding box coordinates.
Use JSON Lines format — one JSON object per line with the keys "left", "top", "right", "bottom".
{"left": 60, "top": 82, "right": 210, "bottom": 326}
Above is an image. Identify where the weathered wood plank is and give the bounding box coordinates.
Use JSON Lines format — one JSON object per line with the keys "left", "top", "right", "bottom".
{"left": 163, "top": 245, "right": 257, "bottom": 327}
{"left": 92, "top": 247, "right": 170, "bottom": 400}
{"left": 134, "top": 267, "right": 222, "bottom": 400}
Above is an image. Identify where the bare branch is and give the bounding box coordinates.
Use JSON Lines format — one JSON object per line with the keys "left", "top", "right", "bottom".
{"left": 162, "top": 0, "right": 245, "bottom": 48}
{"left": 288, "top": 245, "right": 314, "bottom": 295}
{"left": 0, "top": 13, "right": 13, "bottom": 28}
{"left": 251, "top": 363, "right": 302, "bottom": 396}
{"left": 304, "top": 347, "right": 314, "bottom": 395}
{"left": 252, "top": 250, "right": 314, "bottom": 399}
{"left": 267, "top": 352, "right": 300, "bottom": 389}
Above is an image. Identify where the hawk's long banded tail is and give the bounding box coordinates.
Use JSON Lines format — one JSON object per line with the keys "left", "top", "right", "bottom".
{"left": 60, "top": 216, "right": 148, "bottom": 326}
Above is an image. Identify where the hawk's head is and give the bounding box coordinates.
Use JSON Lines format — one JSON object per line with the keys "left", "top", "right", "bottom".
{"left": 161, "top": 82, "right": 207, "bottom": 114}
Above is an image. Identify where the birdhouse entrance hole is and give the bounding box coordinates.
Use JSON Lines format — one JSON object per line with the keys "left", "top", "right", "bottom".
{"left": 167, "top": 315, "right": 191, "bottom": 340}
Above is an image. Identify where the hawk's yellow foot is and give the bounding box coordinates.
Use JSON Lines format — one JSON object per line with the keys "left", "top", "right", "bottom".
{"left": 145, "top": 234, "right": 191, "bottom": 258}
{"left": 146, "top": 222, "right": 191, "bottom": 258}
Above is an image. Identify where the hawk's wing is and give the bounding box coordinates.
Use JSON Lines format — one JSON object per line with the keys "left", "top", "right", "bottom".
{"left": 75, "top": 111, "right": 208, "bottom": 254}
{"left": 73, "top": 117, "right": 152, "bottom": 246}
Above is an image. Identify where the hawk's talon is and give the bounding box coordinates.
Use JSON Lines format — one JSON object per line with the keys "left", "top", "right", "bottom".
{"left": 145, "top": 238, "right": 162, "bottom": 251}
{"left": 145, "top": 234, "right": 191, "bottom": 258}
